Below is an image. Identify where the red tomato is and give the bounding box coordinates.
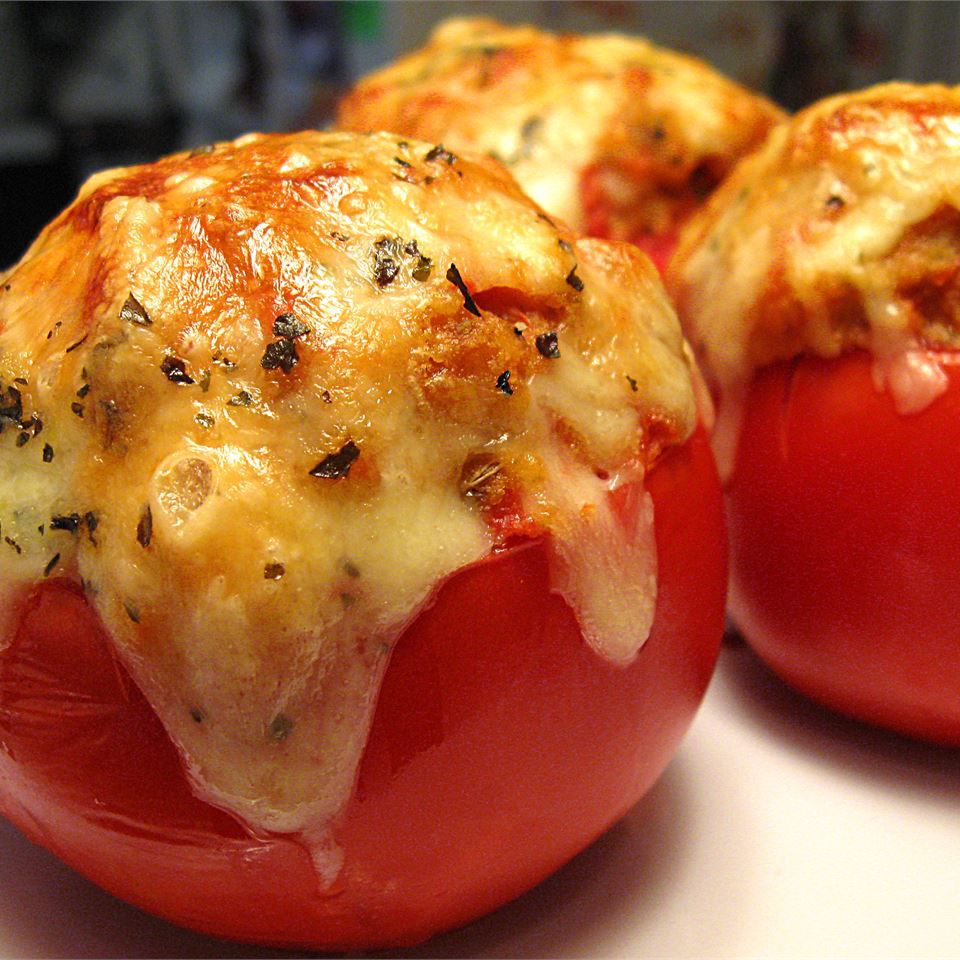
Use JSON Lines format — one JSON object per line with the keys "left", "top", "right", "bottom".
{"left": 727, "top": 350, "right": 960, "bottom": 744}
{"left": 0, "top": 427, "right": 725, "bottom": 950}
{"left": 579, "top": 163, "right": 682, "bottom": 275}
{"left": 632, "top": 232, "right": 679, "bottom": 276}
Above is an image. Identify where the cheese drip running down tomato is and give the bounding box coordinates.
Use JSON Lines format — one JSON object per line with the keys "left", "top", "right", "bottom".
{"left": 669, "top": 82, "right": 960, "bottom": 744}
{"left": 0, "top": 130, "right": 726, "bottom": 947}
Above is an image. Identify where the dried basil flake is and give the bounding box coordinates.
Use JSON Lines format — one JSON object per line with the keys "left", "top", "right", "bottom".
{"left": 535, "top": 331, "right": 560, "bottom": 359}
{"left": 119, "top": 293, "right": 152, "bottom": 326}
{"left": 446, "top": 263, "right": 481, "bottom": 317}
{"left": 161, "top": 355, "right": 195, "bottom": 385}
{"left": 50, "top": 513, "right": 82, "bottom": 533}
{"left": 261, "top": 338, "right": 298, "bottom": 374}
{"left": 373, "top": 237, "right": 402, "bottom": 287}
{"left": 565, "top": 267, "right": 584, "bottom": 292}
{"left": 272, "top": 313, "right": 310, "bottom": 340}
{"left": 425, "top": 144, "right": 457, "bottom": 164}
{"left": 228, "top": 390, "right": 253, "bottom": 407}
{"left": 136, "top": 504, "right": 153, "bottom": 547}
{"left": 309, "top": 440, "right": 360, "bottom": 479}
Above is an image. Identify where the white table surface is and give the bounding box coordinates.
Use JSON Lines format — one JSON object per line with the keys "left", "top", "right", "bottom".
{"left": 2, "top": 640, "right": 958, "bottom": 959}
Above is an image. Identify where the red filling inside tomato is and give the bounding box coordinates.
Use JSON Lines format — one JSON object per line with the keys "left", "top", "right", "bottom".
{"left": 727, "top": 350, "right": 960, "bottom": 744}
{"left": 579, "top": 163, "right": 686, "bottom": 275}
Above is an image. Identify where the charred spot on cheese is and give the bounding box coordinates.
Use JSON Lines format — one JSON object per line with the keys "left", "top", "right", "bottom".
{"left": 161, "top": 355, "right": 195, "bottom": 385}
{"left": 76, "top": 384, "right": 91, "bottom": 399}
{"left": 565, "top": 267, "right": 585, "bottom": 292}
{"left": 123, "top": 600, "right": 141, "bottom": 623}
{"left": 330, "top": 231, "right": 350, "bottom": 243}
{"left": 195, "top": 412, "right": 215, "bottom": 428}
{"left": 825, "top": 194, "right": 845, "bottom": 211}
{"left": 626, "top": 374, "right": 639, "bottom": 392}
{"left": 4, "top": 536, "right": 21, "bottom": 555}
{"left": 425, "top": 143, "right": 457, "bottom": 164}
{"left": 496, "top": 370, "right": 513, "bottom": 395}
{"left": 65, "top": 334, "right": 89, "bottom": 354}
{"left": 189, "top": 706, "right": 206, "bottom": 723}
{"left": 43, "top": 552, "right": 61, "bottom": 578}
{"left": 309, "top": 440, "right": 360, "bottom": 479}
{"left": 535, "top": 331, "right": 561, "bottom": 359}
{"left": 119, "top": 293, "right": 152, "bottom": 326}
{"left": 261, "top": 338, "right": 299, "bottom": 374}
{"left": 264, "top": 562, "right": 286, "bottom": 580}
{"left": 341, "top": 558, "right": 361, "bottom": 578}
{"left": 446, "top": 263, "right": 481, "bottom": 316}
{"left": 42, "top": 442, "right": 54, "bottom": 462}
{"left": 558, "top": 238, "right": 573, "bottom": 254}
{"left": 136, "top": 504, "right": 153, "bottom": 547}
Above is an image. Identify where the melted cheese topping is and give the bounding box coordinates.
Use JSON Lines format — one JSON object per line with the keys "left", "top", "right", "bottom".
{"left": 337, "top": 18, "right": 783, "bottom": 241}
{"left": 670, "top": 83, "right": 960, "bottom": 447}
{"left": 0, "top": 132, "right": 696, "bottom": 862}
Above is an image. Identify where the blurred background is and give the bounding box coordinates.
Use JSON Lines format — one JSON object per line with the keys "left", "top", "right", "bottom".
{"left": 1, "top": 0, "right": 958, "bottom": 268}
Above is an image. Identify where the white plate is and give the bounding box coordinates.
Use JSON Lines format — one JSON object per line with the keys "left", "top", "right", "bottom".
{"left": 2, "top": 642, "right": 958, "bottom": 959}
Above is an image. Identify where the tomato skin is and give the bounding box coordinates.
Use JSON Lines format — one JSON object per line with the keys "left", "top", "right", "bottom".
{"left": 728, "top": 351, "right": 960, "bottom": 744}
{"left": 0, "top": 427, "right": 725, "bottom": 949}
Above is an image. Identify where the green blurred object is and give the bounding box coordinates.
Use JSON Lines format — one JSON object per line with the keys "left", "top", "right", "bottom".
{"left": 341, "top": 1, "right": 383, "bottom": 40}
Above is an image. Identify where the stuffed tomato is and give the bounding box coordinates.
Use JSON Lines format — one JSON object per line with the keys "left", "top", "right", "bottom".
{"left": 336, "top": 17, "right": 783, "bottom": 273}
{"left": 669, "top": 82, "right": 960, "bottom": 745}
{"left": 0, "top": 131, "right": 726, "bottom": 948}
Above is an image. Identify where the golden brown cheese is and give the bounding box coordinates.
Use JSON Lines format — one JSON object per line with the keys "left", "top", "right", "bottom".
{"left": 0, "top": 131, "right": 696, "bottom": 870}
{"left": 337, "top": 18, "right": 784, "bottom": 243}
{"left": 669, "top": 83, "right": 960, "bottom": 473}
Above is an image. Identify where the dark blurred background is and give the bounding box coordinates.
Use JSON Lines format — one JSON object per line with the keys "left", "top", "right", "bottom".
{"left": 2, "top": 0, "right": 957, "bottom": 268}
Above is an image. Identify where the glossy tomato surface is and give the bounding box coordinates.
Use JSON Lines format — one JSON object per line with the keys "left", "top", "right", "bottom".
{"left": 0, "top": 426, "right": 725, "bottom": 950}
{"left": 728, "top": 350, "right": 960, "bottom": 745}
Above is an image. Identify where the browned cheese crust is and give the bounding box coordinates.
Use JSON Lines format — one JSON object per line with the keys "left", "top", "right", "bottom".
{"left": 0, "top": 130, "right": 696, "bottom": 847}
{"left": 337, "top": 17, "right": 784, "bottom": 241}
{"left": 670, "top": 82, "right": 960, "bottom": 403}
